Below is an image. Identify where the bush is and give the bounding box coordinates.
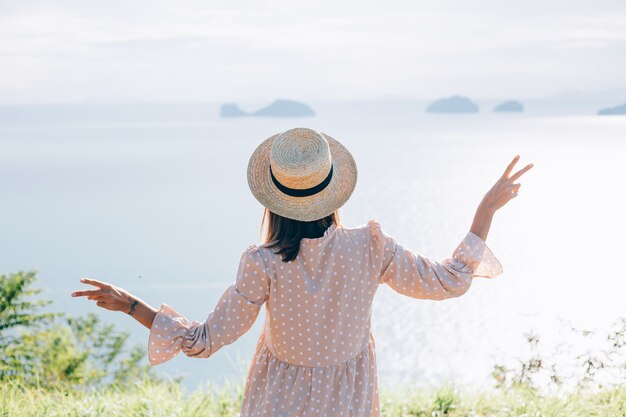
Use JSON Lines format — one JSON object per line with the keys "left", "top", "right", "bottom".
{"left": 491, "top": 319, "right": 626, "bottom": 393}
{"left": 0, "top": 270, "right": 164, "bottom": 389}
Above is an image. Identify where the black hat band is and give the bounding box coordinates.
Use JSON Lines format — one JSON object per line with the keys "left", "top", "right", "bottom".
{"left": 270, "top": 164, "right": 333, "bottom": 197}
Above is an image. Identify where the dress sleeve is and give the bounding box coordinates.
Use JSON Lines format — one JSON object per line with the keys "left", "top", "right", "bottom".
{"left": 368, "top": 220, "right": 503, "bottom": 300}
{"left": 147, "top": 245, "right": 270, "bottom": 366}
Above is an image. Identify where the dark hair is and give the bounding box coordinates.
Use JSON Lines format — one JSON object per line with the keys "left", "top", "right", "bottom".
{"left": 260, "top": 208, "right": 342, "bottom": 263}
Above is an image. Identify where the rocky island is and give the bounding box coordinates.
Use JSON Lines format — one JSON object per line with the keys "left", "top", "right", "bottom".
{"left": 220, "top": 104, "right": 248, "bottom": 117}
{"left": 220, "top": 100, "right": 315, "bottom": 118}
{"left": 494, "top": 100, "right": 524, "bottom": 112}
{"left": 426, "top": 95, "right": 479, "bottom": 113}
{"left": 598, "top": 103, "right": 626, "bottom": 115}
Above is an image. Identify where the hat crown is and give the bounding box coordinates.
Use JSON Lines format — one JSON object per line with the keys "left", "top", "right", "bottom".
{"left": 269, "top": 128, "right": 332, "bottom": 190}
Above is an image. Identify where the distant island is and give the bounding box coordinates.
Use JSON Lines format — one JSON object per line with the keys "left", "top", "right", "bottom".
{"left": 220, "top": 104, "right": 248, "bottom": 117}
{"left": 220, "top": 100, "right": 315, "bottom": 118}
{"left": 494, "top": 100, "right": 524, "bottom": 112}
{"left": 426, "top": 95, "right": 479, "bottom": 113}
{"left": 598, "top": 103, "right": 626, "bottom": 115}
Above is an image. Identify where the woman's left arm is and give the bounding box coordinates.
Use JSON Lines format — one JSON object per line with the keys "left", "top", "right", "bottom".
{"left": 71, "top": 244, "right": 270, "bottom": 366}
{"left": 71, "top": 278, "right": 158, "bottom": 329}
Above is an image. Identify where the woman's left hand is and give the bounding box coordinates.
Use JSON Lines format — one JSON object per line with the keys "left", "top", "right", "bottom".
{"left": 71, "top": 278, "right": 135, "bottom": 313}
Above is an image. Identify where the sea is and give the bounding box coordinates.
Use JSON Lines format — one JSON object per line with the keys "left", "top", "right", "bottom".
{"left": 1, "top": 98, "right": 624, "bottom": 394}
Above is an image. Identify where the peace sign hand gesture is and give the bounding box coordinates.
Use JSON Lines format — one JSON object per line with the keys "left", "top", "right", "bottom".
{"left": 71, "top": 278, "right": 135, "bottom": 313}
{"left": 481, "top": 155, "right": 534, "bottom": 212}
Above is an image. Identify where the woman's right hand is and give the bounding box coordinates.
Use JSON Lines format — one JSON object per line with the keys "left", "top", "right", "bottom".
{"left": 469, "top": 155, "right": 533, "bottom": 241}
{"left": 480, "top": 155, "right": 533, "bottom": 212}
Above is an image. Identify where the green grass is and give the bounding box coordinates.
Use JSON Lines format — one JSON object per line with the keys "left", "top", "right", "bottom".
{"left": 1, "top": 378, "right": 625, "bottom": 417}
{"left": 379, "top": 383, "right": 626, "bottom": 417}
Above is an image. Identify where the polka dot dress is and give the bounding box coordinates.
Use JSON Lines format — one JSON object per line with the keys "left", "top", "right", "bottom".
{"left": 148, "top": 220, "right": 503, "bottom": 416}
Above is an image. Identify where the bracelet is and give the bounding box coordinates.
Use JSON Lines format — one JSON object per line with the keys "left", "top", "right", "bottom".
{"left": 128, "top": 300, "right": 139, "bottom": 316}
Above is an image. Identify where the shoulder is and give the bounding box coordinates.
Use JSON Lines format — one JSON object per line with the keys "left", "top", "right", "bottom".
{"left": 242, "top": 244, "right": 273, "bottom": 266}
{"left": 340, "top": 219, "right": 385, "bottom": 240}
{"left": 239, "top": 244, "right": 272, "bottom": 278}
{"left": 341, "top": 219, "right": 381, "bottom": 231}
{"left": 240, "top": 244, "right": 263, "bottom": 262}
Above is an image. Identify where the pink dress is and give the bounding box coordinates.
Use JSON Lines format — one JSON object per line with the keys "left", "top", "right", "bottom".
{"left": 148, "top": 220, "right": 503, "bottom": 416}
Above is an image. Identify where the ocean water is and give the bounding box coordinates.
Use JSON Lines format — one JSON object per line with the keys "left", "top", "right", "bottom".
{"left": 1, "top": 101, "right": 624, "bottom": 392}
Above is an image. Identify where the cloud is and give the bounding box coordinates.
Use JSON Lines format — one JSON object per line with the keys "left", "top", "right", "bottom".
{"left": 1, "top": 0, "right": 625, "bottom": 102}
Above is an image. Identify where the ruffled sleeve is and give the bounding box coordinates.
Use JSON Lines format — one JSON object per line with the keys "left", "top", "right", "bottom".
{"left": 368, "top": 220, "right": 503, "bottom": 300}
{"left": 148, "top": 244, "right": 270, "bottom": 366}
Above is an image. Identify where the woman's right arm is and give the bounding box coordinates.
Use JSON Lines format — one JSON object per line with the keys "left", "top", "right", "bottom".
{"left": 372, "top": 154, "right": 533, "bottom": 300}
{"left": 470, "top": 154, "right": 533, "bottom": 241}
{"left": 371, "top": 220, "right": 503, "bottom": 300}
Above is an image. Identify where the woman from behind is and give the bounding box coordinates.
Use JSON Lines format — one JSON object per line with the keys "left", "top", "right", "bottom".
{"left": 71, "top": 127, "right": 532, "bottom": 417}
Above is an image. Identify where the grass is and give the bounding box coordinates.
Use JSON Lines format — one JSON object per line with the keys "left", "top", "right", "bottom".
{"left": 1, "top": 378, "right": 625, "bottom": 417}
{"left": 379, "top": 382, "right": 626, "bottom": 416}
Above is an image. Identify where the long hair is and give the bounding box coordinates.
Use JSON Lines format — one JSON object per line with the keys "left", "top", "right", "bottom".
{"left": 260, "top": 208, "right": 342, "bottom": 263}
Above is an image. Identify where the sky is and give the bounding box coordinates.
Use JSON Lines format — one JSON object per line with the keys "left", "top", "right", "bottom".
{"left": 1, "top": 0, "right": 626, "bottom": 103}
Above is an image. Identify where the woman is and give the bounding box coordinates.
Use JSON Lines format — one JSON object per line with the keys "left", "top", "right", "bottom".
{"left": 71, "top": 127, "right": 533, "bottom": 416}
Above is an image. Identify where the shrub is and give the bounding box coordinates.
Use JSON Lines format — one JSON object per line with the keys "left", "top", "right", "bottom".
{"left": 0, "top": 270, "right": 163, "bottom": 389}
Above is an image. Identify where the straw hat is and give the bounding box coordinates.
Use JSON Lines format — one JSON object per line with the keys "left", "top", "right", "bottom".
{"left": 247, "top": 127, "right": 358, "bottom": 222}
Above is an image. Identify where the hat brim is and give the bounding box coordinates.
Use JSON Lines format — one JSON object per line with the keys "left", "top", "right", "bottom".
{"left": 247, "top": 131, "right": 358, "bottom": 222}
